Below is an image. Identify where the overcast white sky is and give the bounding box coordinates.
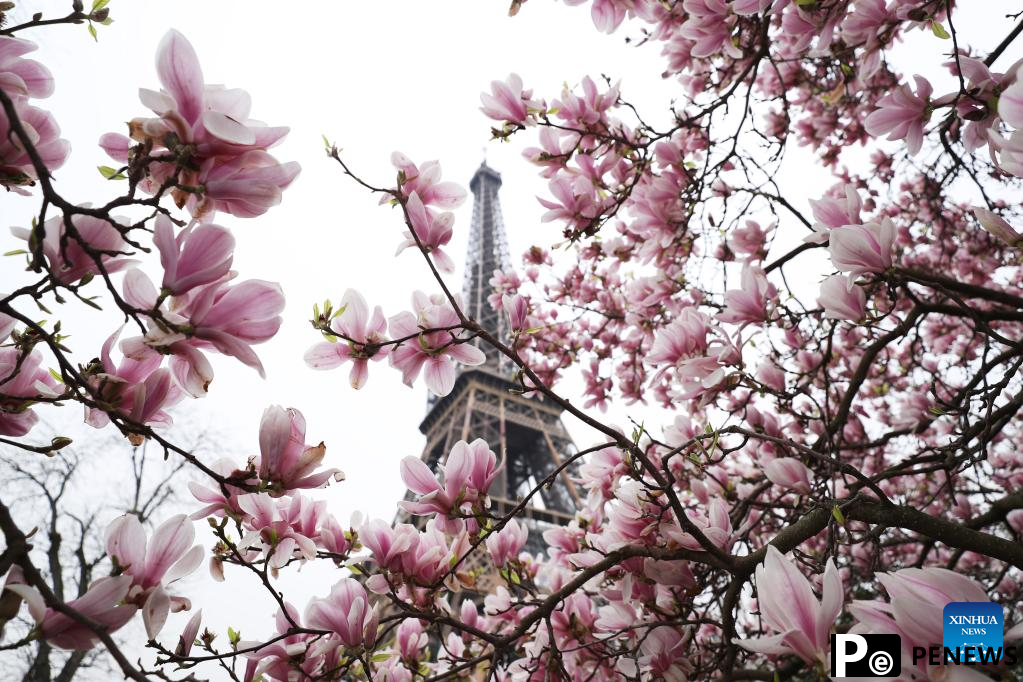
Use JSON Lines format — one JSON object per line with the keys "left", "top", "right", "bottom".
{"left": 3, "top": 0, "right": 1021, "bottom": 673}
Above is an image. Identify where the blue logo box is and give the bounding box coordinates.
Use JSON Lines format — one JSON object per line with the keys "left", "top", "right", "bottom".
{"left": 943, "top": 602, "right": 1003, "bottom": 663}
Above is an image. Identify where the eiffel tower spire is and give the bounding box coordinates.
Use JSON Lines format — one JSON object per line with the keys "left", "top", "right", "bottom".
{"left": 403, "top": 161, "right": 581, "bottom": 556}
{"left": 462, "top": 161, "right": 512, "bottom": 371}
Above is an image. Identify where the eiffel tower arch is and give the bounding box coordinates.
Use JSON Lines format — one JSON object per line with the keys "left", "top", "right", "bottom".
{"left": 401, "top": 162, "right": 581, "bottom": 555}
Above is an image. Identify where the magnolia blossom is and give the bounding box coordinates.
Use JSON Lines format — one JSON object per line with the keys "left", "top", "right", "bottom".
{"left": 0, "top": 36, "right": 54, "bottom": 99}
{"left": 123, "top": 268, "right": 285, "bottom": 389}
{"left": 305, "top": 289, "right": 389, "bottom": 389}
{"left": 717, "top": 266, "right": 775, "bottom": 325}
{"left": 998, "top": 74, "right": 1023, "bottom": 129}
{"left": 153, "top": 214, "right": 235, "bottom": 296}
{"left": 105, "top": 514, "right": 202, "bottom": 638}
{"left": 305, "top": 578, "right": 379, "bottom": 649}
{"left": 256, "top": 405, "right": 342, "bottom": 494}
{"left": 763, "top": 457, "right": 813, "bottom": 494}
{"left": 0, "top": 348, "right": 59, "bottom": 436}
{"left": 864, "top": 75, "right": 932, "bottom": 155}
{"left": 486, "top": 519, "right": 529, "bottom": 567}
{"left": 480, "top": 73, "right": 539, "bottom": 124}
{"left": 398, "top": 190, "right": 455, "bottom": 272}
{"left": 805, "top": 184, "right": 862, "bottom": 244}
{"left": 388, "top": 292, "right": 486, "bottom": 396}
{"left": 828, "top": 218, "right": 895, "bottom": 278}
{"left": 502, "top": 293, "right": 529, "bottom": 332}
{"left": 390, "top": 152, "right": 467, "bottom": 209}
{"left": 973, "top": 207, "right": 1023, "bottom": 246}
{"left": 7, "top": 575, "right": 138, "bottom": 650}
{"left": 817, "top": 275, "right": 867, "bottom": 321}
{"left": 736, "top": 545, "right": 842, "bottom": 666}
{"left": 84, "top": 327, "right": 182, "bottom": 430}
{"left": 400, "top": 439, "right": 500, "bottom": 532}
{"left": 639, "top": 626, "right": 691, "bottom": 681}
{"left": 102, "top": 30, "right": 298, "bottom": 218}
{"left": 0, "top": 36, "right": 68, "bottom": 191}
{"left": 11, "top": 212, "right": 133, "bottom": 285}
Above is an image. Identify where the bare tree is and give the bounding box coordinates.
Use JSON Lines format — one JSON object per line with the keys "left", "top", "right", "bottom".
{"left": 0, "top": 414, "right": 220, "bottom": 681}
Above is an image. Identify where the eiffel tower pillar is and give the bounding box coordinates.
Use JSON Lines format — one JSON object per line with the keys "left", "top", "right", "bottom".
{"left": 403, "top": 162, "right": 581, "bottom": 554}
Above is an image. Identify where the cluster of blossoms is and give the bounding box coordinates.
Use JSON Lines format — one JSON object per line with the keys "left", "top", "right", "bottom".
{"left": 304, "top": 153, "right": 486, "bottom": 397}
{"left": 0, "top": 34, "right": 69, "bottom": 191}
{"left": 3, "top": 1, "right": 1023, "bottom": 681}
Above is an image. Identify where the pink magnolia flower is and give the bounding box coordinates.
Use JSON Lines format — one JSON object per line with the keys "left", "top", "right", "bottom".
{"left": 973, "top": 207, "right": 1023, "bottom": 246}
{"left": 387, "top": 292, "right": 486, "bottom": 397}
{"left": 176, "top": 608, "right": 202, "bottom": 657}
{"left": 502, "top": 294, "right": 529, "bottom": 332}
{"left": 717, "top": 266, "right": 776, "bottom": 325}
{"left": 480, "top": 73, "right": 539, "bottom": 124}
{"left": 640, "top": 626, "right": 692, "bottom": 681}
{"left": 105, "top": 513, "right": 202, "bottom": 639}
{"left": 817, "top": 275, "right": 867, "bottom": 321}
{"left": 11, "top": 212, "right": 133, "bottom": 285}
{"left": 998, "top": 75, "right": 1023, "bottom": 129}
{"left": 828, "top": 218, "right": 895, "bottom": 278}
{"left": 256, "top": 405, "right": 342, "bottom": 495}
{"left": 864, "top": 75, "right": 933, "bottom": 155}
{"left": 0, "top": 36, "right": 54, "bottom": 99}
{"left": 304, "top": 578, "right": 379, "bottom": 649}
{"left": 0, "top": 37, "right": 68, "bottom": 192}
{"left": 805, "top": 184, "right": 862, "bottom": 244}
{"left": 305, "top": 289, "right": 389, "bottom": 389}
{"left": 8, "top": 575, "right": 138, "bottom": 650}
{"left": 400, "top": 439, "right": 500, "bottom": 532}
{"left": 0, "top": 103, "right": 69, "bottom": 192}
{"left": 647, "top": 309, "right": 711, "bottom": 368}
{"left": 235, "top": 493, "right": 322, "bottom": 570}
{"left": 395, "top": 618, "right": 429, "bottom": 664}
{"left": 398, "top": 191, "right": 455, "bottom": 273}
{"left": 84, "top": 328, "right": 182, "bottom": 430}
{"left": 106, "top": 30, "right": 298, "bottom": 219}
{"left": 736, "top": 545, "right": 842, "bottom": 666}
{"left": 184, "top": 278, "right": 285, "bottom": 378}
{"left": 359, "top": 519, "right": 417, "bottom": 575}
{"left": 763, "top": 458, "right": 813, "bottom": 494}
{"left": 680, "top": 0, "right": 742, "bottom": 59}
{"left": 486, "top": 519, "right": 529, "bottom": 567}
{"left": 0, "top": 348, "right": 59, "bottom": 437}
{"left": 198, "top": 150, "right": 301, "bottom": 219}
{"left": 390, "top": 152, "right": 467, "bottom": 209}
{"left": 153, "top": 214, "right": 235, "bottom": 296}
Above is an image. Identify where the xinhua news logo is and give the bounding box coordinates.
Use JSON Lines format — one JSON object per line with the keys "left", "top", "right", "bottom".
{"left": 830, "top": 634, "right": 901, "bottom": 677}
{"left": 943, "top": 602, "right": 1002, "bottom": 664}
{"left": 830, "top": 602, "right": 1019, "bottom": 678}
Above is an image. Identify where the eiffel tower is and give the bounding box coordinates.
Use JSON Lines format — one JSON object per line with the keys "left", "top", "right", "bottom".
{"left": 406, "top": 161, "right": 581, "bottom": 551}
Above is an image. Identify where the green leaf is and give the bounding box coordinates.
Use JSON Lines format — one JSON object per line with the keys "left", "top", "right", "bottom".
{"left": 227, "top": 627, "right": 240, "bottom": 646}
{"left": 87, "top": 22, "right": 97, "bottom": 41}
{"left": 3, "top": 249, "right": 27, "bottom": 256}
{"left": 371, "top": 653, "right": 393, "bottom": 663}
{"left": 92, "top": 0, "right": 110, "bottom": 9}
{"left": 49, "top": 368, "right": 63, "bottom": 384}
{"left": 832, "top": 505, "right": 846, "bottom": 525}
{"left": 97, "top": 165, "right": 125, "bottom": 180}
{"left": 931, "top": 22, "right": 950, "bottom": 39}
